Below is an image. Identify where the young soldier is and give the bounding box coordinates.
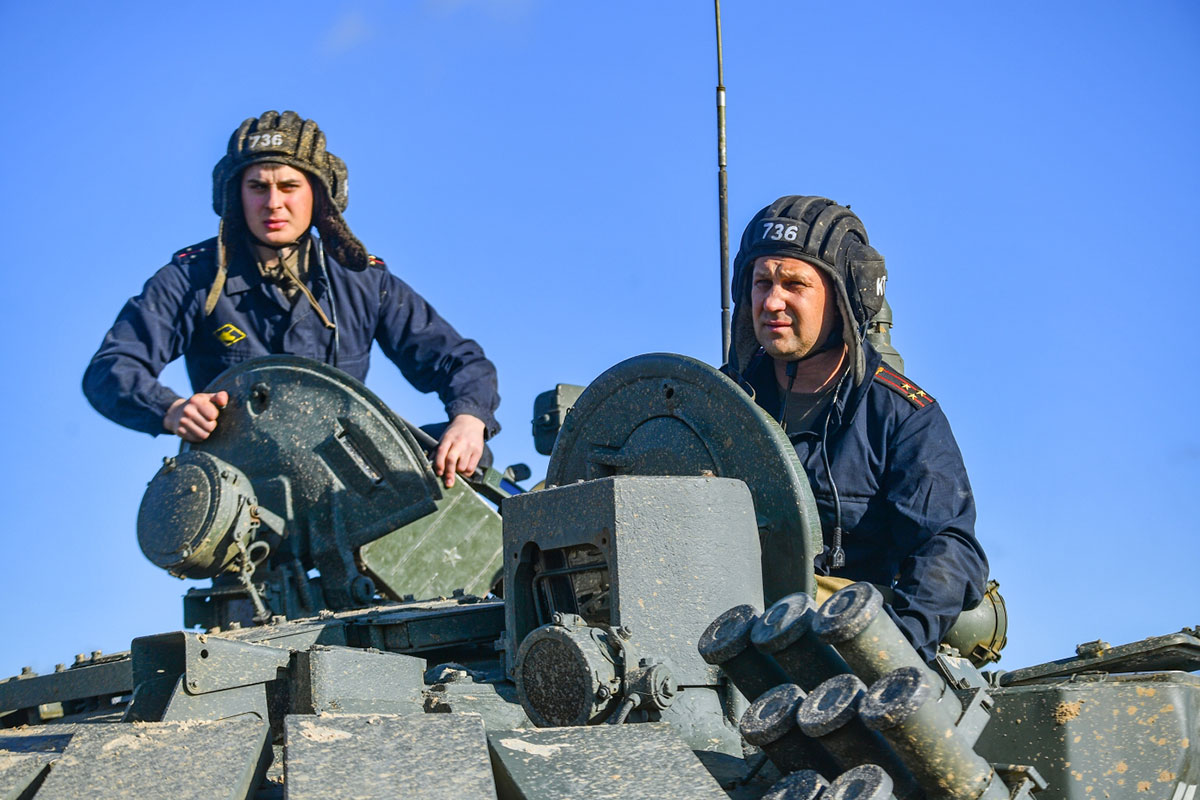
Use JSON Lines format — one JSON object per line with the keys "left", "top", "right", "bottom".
{"left": 84, "top": 111, "right": 498, "bottom": 487}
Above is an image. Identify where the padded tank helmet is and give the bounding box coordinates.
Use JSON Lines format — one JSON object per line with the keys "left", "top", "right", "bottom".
{"left": 212, "top": 110, "right": 349, "bottom": 217}
{"left": 729, "top": 196, "right": 888, "bottom": 386}
{"left": 205, "top": 111, "right": 368, "bottom": 314}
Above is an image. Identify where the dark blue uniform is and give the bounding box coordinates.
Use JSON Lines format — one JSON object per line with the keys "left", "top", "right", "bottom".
{"left": 83, "top": 237, "right": 500, "bottom": 438}
{"left": 741, "top": 341, "right": 987, "bottom": 662}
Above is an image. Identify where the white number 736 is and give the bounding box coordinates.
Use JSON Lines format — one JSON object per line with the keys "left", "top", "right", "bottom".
{"left": 762, "top": 222, "right": 799, "bottom": 242}
{"left": 248, "top": 133, "right": 284, "bottom": 148}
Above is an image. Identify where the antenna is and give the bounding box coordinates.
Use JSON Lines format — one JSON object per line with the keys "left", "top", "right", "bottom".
{"left": 715, "top": 0, "right": 732, "bottom": 364}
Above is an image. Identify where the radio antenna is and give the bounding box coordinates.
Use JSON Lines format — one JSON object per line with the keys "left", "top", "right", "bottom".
{"left": 715, "top": 0, "right": 732, "bottom": 363}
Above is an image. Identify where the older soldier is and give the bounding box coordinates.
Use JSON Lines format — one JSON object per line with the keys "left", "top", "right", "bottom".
{"left": 723, "top": 195, "right": 988, "bottom": 662}
{"left": 84, "top": 111, "right": 498, "bottom": 487}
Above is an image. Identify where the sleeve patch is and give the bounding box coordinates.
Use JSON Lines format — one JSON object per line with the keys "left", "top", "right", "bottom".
{"left": 873, "top": 365, "right": 935, "bottom": 409}
{"left": 367, "top": 254, "right": 387, "bottom": 269}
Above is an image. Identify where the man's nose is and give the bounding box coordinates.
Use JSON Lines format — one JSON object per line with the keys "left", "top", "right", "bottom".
{"left": 266, "top": 187, "right": 284, "bottom": 208}
{"left": 763, "top": 286, "right": 786, "bottom": 311}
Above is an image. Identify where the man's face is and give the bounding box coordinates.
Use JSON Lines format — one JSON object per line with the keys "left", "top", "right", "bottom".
{"left": 240, "top": 163, "right": 314, "bottom": 245}
{"left": 751, "top": 255, "right": 840, "bottom": 361}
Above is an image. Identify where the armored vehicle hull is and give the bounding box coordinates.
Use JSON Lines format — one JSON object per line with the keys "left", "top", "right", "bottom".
{"left": 2, "top": 355, "right": 1196, "bottom": 799}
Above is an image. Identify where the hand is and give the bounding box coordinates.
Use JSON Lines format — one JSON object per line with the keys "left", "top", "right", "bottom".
{"left": 434, "top": 414, "right": 486, "bottom": 488}
{"left": 163, "top": 391, "right": 229, "bottom": 442}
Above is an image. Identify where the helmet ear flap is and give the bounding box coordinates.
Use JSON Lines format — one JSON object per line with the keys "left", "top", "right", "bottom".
{"left": 324, "top": 152, "right": 349, "bottom": 211}
{"left": 847, "top": 243, "right": 887, "bottom": 324}
{"left": 212, "top": 157, "right": 231, "bottom": 216}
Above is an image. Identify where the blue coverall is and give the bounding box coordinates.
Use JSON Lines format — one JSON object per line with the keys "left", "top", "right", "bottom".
{"left": 740, "top": 341, "right": 988, "bottom": 662}
{"left": 83, "top": 237, "right": 500, "bottom": 438}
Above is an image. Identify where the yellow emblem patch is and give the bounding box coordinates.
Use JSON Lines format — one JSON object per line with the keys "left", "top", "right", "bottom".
{"left": 214, "top": 323, "right": 247, "bottom": 346}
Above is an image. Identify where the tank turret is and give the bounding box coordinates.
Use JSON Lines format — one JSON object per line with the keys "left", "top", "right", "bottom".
{"left": 1, "top": 353, "right": 1196, "bottom": 799}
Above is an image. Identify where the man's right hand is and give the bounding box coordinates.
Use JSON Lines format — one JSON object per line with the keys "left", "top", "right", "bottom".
{"left": 163, "top": 391, "right": 229, "bottom": 442}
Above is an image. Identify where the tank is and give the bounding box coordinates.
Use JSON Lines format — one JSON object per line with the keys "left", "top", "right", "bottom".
{"left": 1, "top": 353, "right": 1196, "bottom": 800}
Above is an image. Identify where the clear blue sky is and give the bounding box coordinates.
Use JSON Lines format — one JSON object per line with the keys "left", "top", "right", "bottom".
{"left": 1, "top": 1, "right": 1196, "bottom": 679}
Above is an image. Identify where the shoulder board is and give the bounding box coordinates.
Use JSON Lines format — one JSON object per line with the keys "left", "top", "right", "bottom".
{"left": 367, "top": 254, "right": 387, "bottom": 270}
{"left": 172, "top": 240, "right": 216, "bottom": 265}
{"left": 873, "top": 365, "right": 935, "bottom": 409}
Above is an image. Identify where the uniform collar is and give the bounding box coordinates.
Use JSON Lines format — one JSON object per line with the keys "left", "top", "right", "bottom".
{"left": 220, "top": 246, "right": 294, "bottom": 315}
{"left": 222, "top": 237, "right": 330, "bottom": 308}
{"left": 223, "top": 266, "right": 262, "bottom": 296}
{"left": 832, "top": 340, "right": 884, "bottom": 429}
{"left": 744, "top": 341, "right": 884, "bottom": 437}
{"left": 222, "top": 242, "right": 265, "bottom": 296}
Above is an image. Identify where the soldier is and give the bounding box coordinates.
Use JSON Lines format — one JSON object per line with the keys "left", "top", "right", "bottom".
{"left": 723, "top": 196, "right": 988, "bottom": 662}
{"left": 83, "top": 111, "right": 498, "bottom": 488}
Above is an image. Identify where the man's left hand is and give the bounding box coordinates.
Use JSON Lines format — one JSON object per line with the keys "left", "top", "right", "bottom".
{"left": 434, "top": 414, "right": 487, "bottom": 488}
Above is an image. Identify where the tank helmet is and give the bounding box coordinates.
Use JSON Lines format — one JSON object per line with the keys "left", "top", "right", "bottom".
{"left": 211, "top": 110, "right": 349, "bottom": 216}
{"left": 729, "top": 196, "right": 888, "bottom": 386}
{"left": 204, "top": 111, "right": 368, "bottom": 315}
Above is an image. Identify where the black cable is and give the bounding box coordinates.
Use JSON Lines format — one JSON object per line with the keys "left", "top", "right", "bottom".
{"left": 821, "top": 373, "right": 846, "bottom": 570}
{"left": 314, "top": 236, "right": 340, "bottom": 367}
{"left": 778, "top": 360, "right": 799, "bottom": 431}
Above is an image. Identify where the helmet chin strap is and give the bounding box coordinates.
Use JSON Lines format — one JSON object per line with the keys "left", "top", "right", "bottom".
{"left": 248, "top": 230, "right": 336, "bottom": 331}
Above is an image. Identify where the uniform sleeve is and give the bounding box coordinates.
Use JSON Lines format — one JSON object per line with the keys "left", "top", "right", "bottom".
{"left": 81, "top": 263, "right": 197, "bottom": 436}
{"left": 881, "top": 403, "right": 988, "bottom": 662}
{"left": 373, "top": 272, "right": 501, "bottom": 438}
